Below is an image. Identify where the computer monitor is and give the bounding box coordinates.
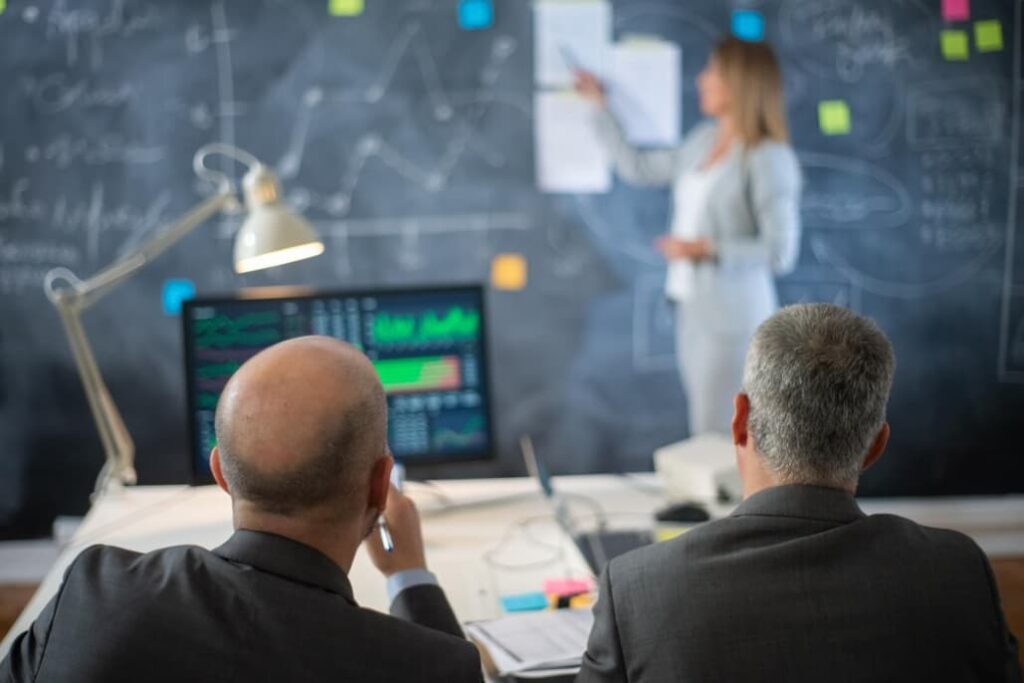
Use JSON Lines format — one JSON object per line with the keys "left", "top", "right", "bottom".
{"left": 182, "top": 284, "right": 494, "bottom": 483}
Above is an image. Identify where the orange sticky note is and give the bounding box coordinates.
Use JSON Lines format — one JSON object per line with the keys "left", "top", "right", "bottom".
{"left": 491, "top": 253, "right": 528, "bottom": 291}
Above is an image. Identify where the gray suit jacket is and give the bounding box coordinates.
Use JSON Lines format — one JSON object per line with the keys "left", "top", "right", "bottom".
{"left": 594, "top": 109, "right": 802, "bottom": 336}
{"left": 577, "top": 485, "right": 1021, "bottom": 683}
{"left": 0, "top": 530, "right": 482, "bottom": 682}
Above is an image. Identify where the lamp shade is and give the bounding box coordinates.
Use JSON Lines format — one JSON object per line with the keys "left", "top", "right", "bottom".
{"left": 233, "top": 164, "right": 325, "bottom": 274}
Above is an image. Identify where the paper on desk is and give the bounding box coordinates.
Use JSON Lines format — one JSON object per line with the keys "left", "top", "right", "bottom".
{"left": 534, "top": 91, "right": 611, "bottom": 193}
{"left": 534, "top": 0, "right": 611, "bottom": 87}
{"left": 607, "top": 39, "right": 681, "bottom": 147}
{"left": 466, "top": 608, "right": 594, "bottom": 675}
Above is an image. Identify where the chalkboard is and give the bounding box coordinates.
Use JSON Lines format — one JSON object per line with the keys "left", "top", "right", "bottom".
{"left": 0, "top": 0, "right": 1021, "bottom": 537}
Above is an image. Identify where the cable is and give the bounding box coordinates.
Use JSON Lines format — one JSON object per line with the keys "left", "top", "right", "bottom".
{"left": 481, "top": 514, "right": 567, "bottom": 572}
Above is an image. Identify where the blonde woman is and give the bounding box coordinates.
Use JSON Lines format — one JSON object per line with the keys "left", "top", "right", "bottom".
{"left": 575, "top": 37, "right": 803, "bottom": 436}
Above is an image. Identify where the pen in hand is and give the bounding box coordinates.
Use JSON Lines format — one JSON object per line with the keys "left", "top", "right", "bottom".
{"left": 378, "top": 516, "right": 395, "bottom": 553}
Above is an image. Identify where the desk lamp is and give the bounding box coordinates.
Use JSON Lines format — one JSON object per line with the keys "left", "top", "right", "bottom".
{"left": 43, "top": 143, "right": 324, "bottom": 498}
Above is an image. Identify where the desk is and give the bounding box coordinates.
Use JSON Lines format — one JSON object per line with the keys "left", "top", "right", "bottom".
{"left": 3, "top": 475, "right": 1024, "bottom": 659}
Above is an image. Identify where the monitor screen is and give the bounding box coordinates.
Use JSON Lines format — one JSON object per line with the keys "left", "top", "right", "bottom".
{"left": 182, "top": 285, "right": 494, "bottom": 483}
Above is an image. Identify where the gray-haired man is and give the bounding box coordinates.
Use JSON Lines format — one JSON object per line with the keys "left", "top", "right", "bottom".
{"left": 577, "top": 304, "right": 1021, "bottom": 682}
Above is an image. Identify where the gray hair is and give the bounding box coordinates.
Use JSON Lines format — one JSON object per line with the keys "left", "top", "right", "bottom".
{"left": 742, "top": 304, "right": 895, "bottom": 488}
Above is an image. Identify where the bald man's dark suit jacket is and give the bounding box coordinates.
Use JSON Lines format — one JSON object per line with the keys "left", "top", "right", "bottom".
{"left": 577, "top": 485, "right": 1021, "bottom": 683}
{"left": 0, "top": 530, "right": 482, "bottom": 682}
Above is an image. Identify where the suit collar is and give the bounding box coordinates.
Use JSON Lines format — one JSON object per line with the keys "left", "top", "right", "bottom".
{"left": 731, "top": 484, "right": 866, "bottom": 524}
{"left": 213, "top": 529, "right": 356, "bottom": 604}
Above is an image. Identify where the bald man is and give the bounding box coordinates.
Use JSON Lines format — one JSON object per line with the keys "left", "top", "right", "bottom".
{"left": 1, "top": 337, "right": 482, "bottom": 683}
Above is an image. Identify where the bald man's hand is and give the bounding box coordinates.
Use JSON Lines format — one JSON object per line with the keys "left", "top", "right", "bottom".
{"left": 364, "top": 485, "right": 428, "bottom": 576}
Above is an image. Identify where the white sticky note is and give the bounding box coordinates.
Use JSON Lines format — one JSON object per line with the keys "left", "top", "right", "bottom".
{"left": 533, "top": 0, "right": 611, "bottom": 88}
{"left": 608, "top": 39, "right": 681, "bottom": 146}
{"left": 534, "top": 91, "right": 611, "bottom": 193}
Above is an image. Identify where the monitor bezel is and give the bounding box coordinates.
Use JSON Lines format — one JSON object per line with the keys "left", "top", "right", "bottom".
{"left": 182, "top": 283, "right": 496, "bottom": 485}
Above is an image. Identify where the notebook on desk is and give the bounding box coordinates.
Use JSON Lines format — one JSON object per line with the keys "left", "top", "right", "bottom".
{"left": 520, "top": 436, "right": 653, "bottom": 574}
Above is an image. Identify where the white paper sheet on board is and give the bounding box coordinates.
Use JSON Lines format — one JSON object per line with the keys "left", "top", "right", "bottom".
{"left": 608, "top": 39, "right": 682, "bottom": 147}
{"left": 534, "top": 0, "right": 612, "bottom": 87}
{"left": 534, "top": 91, "right": 611, "bottom": 193}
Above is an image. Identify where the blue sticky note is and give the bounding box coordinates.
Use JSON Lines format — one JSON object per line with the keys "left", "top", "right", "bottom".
{"left": 458, "top": 0, "right": 493, "bottom": 31}
{"left": 500, "top": 592, "right": 548, "bottom": 613}
{"left": 162, "top": 278, "right": 196, "bottom": 316}
{"left": 732, "top": 10, "right": 765, "bottom": 42}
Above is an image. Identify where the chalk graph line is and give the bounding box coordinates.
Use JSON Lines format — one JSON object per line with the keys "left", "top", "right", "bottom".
{"left": 201, "top": 4, "right": 531, "bottom": 251}
{"left": 276, "top": 26, "right": 518, "bottom": 219}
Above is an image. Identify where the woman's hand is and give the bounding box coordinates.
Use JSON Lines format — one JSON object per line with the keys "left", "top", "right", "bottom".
{"left": 656, "top": 236, "right": 716, "bottom": 262}
{"left": 573, "top": 69, "right": 606, "bottom": 106}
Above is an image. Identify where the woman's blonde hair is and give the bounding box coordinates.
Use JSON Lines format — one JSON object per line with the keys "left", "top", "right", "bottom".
{"left": 713, "top": 37, "right": 789, "bottom": 145}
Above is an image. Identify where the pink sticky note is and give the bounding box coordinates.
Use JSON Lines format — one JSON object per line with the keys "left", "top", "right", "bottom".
{"left": 543, "top": 577, "right": 595, "bottom": 596}
{"left": 942, "top": 0, "right": 969, "bottom": 21}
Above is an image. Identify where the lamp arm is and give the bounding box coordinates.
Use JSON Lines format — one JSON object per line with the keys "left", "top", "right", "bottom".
{"left": 43, "top": 190, "right": 235, "bottom": 497}
{"left": 52, "top": 297, "right": 136, "bottom": 497}
{"left": 51, "top": 192, "right": 236, "bottom": 312}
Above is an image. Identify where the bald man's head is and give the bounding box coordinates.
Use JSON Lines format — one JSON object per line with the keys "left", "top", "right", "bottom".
{"left": 214, "top": 336, "right": 387, "bottom": 517}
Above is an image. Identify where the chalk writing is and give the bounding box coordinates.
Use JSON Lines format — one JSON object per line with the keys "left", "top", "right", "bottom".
{"left": 798, "top": 152, "right": 913, "bottom": 229}
{"left": 780, "top": 0, "right": 930, "bottom": 81}
{"left": 46, "top": 0, "right": 163, "bottom": 70}
{"left": 908, "top": 79, "right": 1005, "bottom": 150}
{"left": 0, "top": 179, "right": 171, "bottom": 241}
{"left": 22, "top": 73, "right": 133, "bottom": 114}
{"left": 0, "top": 238, "right": 80, "bottom": 266}
{"left": 23, "top": 134, "right": 163, "bottom": 168}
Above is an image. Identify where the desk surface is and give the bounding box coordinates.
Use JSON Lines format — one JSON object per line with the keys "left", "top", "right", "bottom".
{"left": 3, "top": 474, "right": 1024, "bottom": 658}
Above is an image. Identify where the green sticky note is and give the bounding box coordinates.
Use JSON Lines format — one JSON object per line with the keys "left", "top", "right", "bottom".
{"left": 0, "top": 0, "right": 6, "bottom": 15}
{"left": 975, "top": 20, "right": 1003, "bottom": 52}
{"left": 818, "top": 100, "right": 851, "bottom": 136}
{"left": 329, "top": 0, "right": 363, "bottom": 16}
{"left": 940, "top": 30, "right": 969, "bottom": 61}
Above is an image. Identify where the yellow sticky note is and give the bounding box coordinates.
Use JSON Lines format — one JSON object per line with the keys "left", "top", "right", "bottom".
{"left": 818, "top": 100, "right": 851, "bottom": 136}
{"left": 491, "top": 253, "right": 528, "bottom": 291}
{"left": 655, "top": 526, "right": 693, "bottom": 542}
{"left": 329, "top": 0, "right": 363, "bottom": 16}
{"left": 940, "top": 30, "right": 969, "bottom": 61}
{"left": 975, "top": 21, "right": 1003, "bottom": 52}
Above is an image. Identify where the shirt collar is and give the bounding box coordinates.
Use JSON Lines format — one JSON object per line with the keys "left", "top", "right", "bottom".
{"left": 731, "top": 484, "right": 866, "bottom": 524}
{"left": 213, "top": 529, "right": 356, "bottom": 604}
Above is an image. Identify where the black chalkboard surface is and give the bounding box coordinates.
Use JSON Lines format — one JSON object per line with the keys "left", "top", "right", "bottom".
{"left": 0, "top": 0, "right": 1021, "bottom": 537}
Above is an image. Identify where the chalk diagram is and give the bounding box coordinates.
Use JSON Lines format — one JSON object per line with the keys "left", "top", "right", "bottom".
{"left": 186, "top": 0, "right": 546, "bottom": 282}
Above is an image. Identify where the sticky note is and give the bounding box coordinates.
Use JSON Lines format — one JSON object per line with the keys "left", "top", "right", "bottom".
{"left": 491, "top": 253, "right": 528, "bottom": 291}
{"left": 458, "top": 0, "right": 493, "bottom": 31}
{"left": 162, "top": 278, "right": 196, "bottom": 316}
{"left": 818, "top": 100, "right": 851, "bottom": 136}
{"left": 0, "top": 0, "right": 6, "bottom": 15}
{"left": 500, "top": 592, "right": 548, "bottom": 612}
{"left": 940, "top": 30, "right": 969, "bottom": 60}
{"left": 543, "top": 577, "right": 595, "bottom": 597}
{"left": 941, "top": 0, "right": 970, "bottom": 21}
{"left": 328, "top": 0, "right": 363, "bottom": 17}
{"left": 655, "top": 526, "right": 693, "bottom": 542}
{"left": 975, "top": 20, "right": 1003, "bottom": 52}
{"left": 731, "top": 10, "right": 765, "bottom": 42}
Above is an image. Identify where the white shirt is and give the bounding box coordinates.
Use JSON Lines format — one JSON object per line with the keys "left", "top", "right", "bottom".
{"left": 666, "top": 162, "right": 728, "bottom": 301}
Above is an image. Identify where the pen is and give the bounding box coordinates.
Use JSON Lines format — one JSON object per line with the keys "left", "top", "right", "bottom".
{"left": 558, "top": 44, "right": 580, "bottom": 71}
{"left": 378, "top": 516, "right": 394, "bottom": 553}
